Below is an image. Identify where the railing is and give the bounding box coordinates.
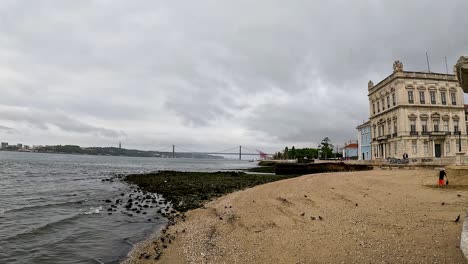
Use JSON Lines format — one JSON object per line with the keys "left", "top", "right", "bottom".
{"left": 386, "top": 135, "right": 391, "bottom": 139}
{"left": 392, "top": 133, "right": 398, "bottom": 137}
{"left": 385, "top": 158, "right": 409, "bottom": 165}
{"left": 445, "top": 131, "right": 452, "bottom": 135}
{"left": 410, "top": 131, "right": 419, "bottom": 135}
{"left": 430, "top": 131, "right": 446, "bottom": 136}
{"left": 421, "top": 131, "right": 430, "bottom": 135}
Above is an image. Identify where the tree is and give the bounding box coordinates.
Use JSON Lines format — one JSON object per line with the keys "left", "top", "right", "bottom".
{"left": 291, "top": 146, "right": 296, "bottom": 159}
{"left": 284, "top": 147, "right": 289, "bottom": 159}
{"left": 320, "top": 137, "right": 334, "bottom": 159}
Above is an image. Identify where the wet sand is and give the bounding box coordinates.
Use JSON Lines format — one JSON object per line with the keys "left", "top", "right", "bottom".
{"left": 125, "top": 169, "right": 468, "bottom": 264}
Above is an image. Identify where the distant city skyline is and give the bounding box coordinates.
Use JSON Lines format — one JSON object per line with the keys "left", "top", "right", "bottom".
{"left": 1, "top": 1, "right": 468, "bottom": 153}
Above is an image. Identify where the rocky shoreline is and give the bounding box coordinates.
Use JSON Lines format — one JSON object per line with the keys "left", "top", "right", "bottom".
{"left": 121, "top": 170, "right": 302, "bottom": 262}
{"left": 124, "top": 171, "right": 298, "bottom": 212}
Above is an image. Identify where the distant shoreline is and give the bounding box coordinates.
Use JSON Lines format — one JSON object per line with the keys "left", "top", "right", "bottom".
{"left": 0, "top": 148, "right": 223, "bottom": 159}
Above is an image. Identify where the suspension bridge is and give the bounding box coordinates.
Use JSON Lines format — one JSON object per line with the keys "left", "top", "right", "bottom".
{"left": 151, "top": 145, "right": 271, "bottom": 160}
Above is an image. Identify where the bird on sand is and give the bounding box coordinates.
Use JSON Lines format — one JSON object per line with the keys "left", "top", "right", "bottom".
{"left": 454, "top": 215, "right": 461, "bottom": 223}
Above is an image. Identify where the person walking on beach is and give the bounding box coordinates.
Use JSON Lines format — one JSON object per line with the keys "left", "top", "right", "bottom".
{"left": 439, "top": 168, "right": 447, "bottom": 187}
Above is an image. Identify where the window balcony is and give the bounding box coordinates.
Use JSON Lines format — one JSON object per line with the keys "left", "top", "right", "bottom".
{"left": 392, "top": 133, "right": 398, "bottom": 137}
{"left": 410, "top": 131, "right": 419, "bottom": 136}
{"left": 430, "top": 131, "right": 446, "bottom": 136}
{"left": 421, "top": 131, "right": 430, "bottom": 135}
{"left": 445, "top": 131, "right": 452, "bottom": 135}
{"left": 386, "top": 135, "right": 391, "bottom": 139}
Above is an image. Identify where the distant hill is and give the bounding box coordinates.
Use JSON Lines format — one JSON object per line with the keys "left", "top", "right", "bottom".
{"left": 30, "top": 145, "right": 223, "bottom": 159}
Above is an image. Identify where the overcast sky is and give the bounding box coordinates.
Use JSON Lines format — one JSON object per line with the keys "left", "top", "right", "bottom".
{"left": 1, "top": 0, "right": 468, "bottom": 154}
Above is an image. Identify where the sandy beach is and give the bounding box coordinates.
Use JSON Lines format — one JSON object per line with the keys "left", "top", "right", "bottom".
{"left": 126, "top": 168, "right": 468, "bottom": 264}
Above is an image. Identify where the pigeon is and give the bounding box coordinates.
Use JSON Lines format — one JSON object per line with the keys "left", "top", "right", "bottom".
{"left": 311, "top": 217, "right": 316, "bottom": 220}
{"left": 454, "top": 215, "right": 461, "bottom": 223}
{"left": 304, "top": 195, "right": 308, "bottom": 198}
{"left": 300, "top": 212, "right": 305, "bottom": 217}
{"left": 355, "top": 203, "right": 358, "bottom": 207}
{"left": 318, "top": 216, "right": 323, "bottom": 220}
{"left": 458, "top": 194, "right": 462, "bottom": 197}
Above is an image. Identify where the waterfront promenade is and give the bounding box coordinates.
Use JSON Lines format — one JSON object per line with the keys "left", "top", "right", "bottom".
{"left": 126, "top": 169, "right": 468, "bottom": 263}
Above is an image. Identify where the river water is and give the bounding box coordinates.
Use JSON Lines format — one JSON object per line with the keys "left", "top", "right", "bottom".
{"left": 0, "top": 151, "right": 254, "bottom": 264}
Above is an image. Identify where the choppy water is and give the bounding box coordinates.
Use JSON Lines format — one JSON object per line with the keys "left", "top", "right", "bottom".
{"left": 0, "top": 151, "right": 254, "bottom": 264}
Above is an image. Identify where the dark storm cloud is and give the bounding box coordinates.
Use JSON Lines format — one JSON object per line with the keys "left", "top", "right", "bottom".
{"left": 0, "top": 0, "right": 467, "bottom": 150}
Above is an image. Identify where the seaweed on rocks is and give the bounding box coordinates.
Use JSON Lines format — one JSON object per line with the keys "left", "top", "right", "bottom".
{"left": 124, "top": 171, "right": 298, "bottom": 212}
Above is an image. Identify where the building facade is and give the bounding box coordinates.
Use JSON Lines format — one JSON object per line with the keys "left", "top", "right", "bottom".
{"left": 357, "top": 121, "right": 371, "bottom": 160}
{"left": 368, "top": 61, "right": 467, "bottom": 159}
{"left": 343, "top": 142, "right": 358, "bottom": 159}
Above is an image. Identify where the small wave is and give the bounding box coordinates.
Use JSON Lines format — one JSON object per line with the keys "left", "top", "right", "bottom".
{"left": 3, "top": 213, "right": 83, "bottom": 242}
{"left": 3, "top": 200, "right": 86, "bottom": 214}
{"left": 80, "top": 206, "right": 102, "bottom": 215}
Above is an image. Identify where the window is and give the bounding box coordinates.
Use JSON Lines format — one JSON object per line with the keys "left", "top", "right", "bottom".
{"left": 454, "top": 121, "right": 459, "bottom": 133}
{"left": 387, "top": 96, "right": 390, "bottom": 109}
{"left": 424, "top": 141, "right": 429, "bottom": 153}
{"left": 373, "top": 103, "right": 375, "bottom": 115}
{"left": 392, "top": 93, "right": 396, "bottom": 106}
{"left": 444, "top": 120, "right": 449, "bottom": 132}
{"left": 382, "top": 98, "right": 385, "bottom": 110}
{"left": 388, "top": 123, "right": 391, "bottom": 134}
{"left": 410, "top": 120, "right": 416, "bottom": 133}
{"left": 456, "top": 140, "right": 460, "bottom": 152}
{"left": 421, "top": 120, "right": 427, "bottom": 132}
{"left": 412, "top": 140, "right": 417, "bottom": 154}
{"left": 433, "top": 119, "right": 440, "bottom": 132}
{"left": 446, "top": 141, "right": 451, "bottom": 155}
{"left": 451, "top": 93, "right": 457, "bottom": 105}
{"left": 441, "top": 92, "right": 447, "bottom": 105}
{"left": 377, "top": 101, "right": 380, "bottom": 112}
{"left": 394, "top": 142, "right": 397, "bottom": 154}
{"left": 373, "top": 126, "right": 376, "bottom": 138}
{"left": 393, "top": 121, "right": 397, "bottom": 134}
{"left": 419, "top": 91, "right": 425, "bottom": 104}
{"left": 430, "top": 91, "right": 436, "bottom": 104}
{"left": 408, "top": 91, "right": 414, "bottom": 104}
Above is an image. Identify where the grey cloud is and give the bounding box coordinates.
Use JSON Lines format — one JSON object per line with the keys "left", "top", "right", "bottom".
{"left": 0, "top": 1, "right": 467, "bottom": 150}
{"left": 0, "top": 106, "right": 125, "bottom": 138}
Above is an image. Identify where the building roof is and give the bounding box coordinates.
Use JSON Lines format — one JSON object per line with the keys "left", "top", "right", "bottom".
{"left": 344, "top": 143, "right": 358, "bottom": 149}
{"left": 356, "top": 120, "right": 371, "bottom": 129}
{"left": 368, "top": 70, "right": 458, "bottom": 96}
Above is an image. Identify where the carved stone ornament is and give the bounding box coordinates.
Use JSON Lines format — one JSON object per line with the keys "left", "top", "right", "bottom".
{"left": 368, "top": 80, "right": 374, "bottom": 89}
{"left": 455, "top": 56, "right": 468, "bottom": 92}
{"left": 393, "top": 60, "right": 404, "bottom": 72}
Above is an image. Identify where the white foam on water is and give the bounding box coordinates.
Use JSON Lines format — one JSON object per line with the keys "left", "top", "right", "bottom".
{"left": 81, "top": 206, "right": 103, "bottom": 215}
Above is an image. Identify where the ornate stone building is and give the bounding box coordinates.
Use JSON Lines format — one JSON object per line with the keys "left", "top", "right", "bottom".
{"left": 368, "top": 61, "right": 467, "bottom": 159}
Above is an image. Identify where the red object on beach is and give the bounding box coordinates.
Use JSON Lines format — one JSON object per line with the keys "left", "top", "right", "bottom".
{"left": 439, "top": 179, "right": 444, "bottom": 186}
